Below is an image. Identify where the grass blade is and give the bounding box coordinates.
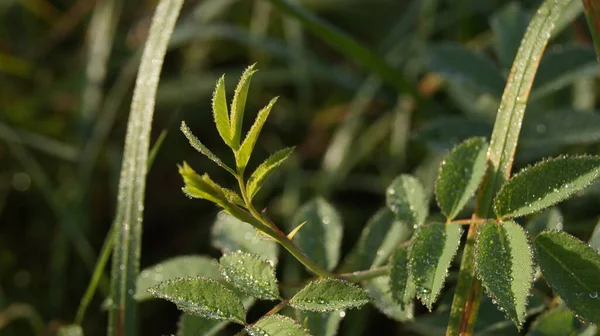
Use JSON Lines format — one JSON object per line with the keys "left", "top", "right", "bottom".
{"left": 108, "top": 1, "right": 183, "bottom": 335}
{"left": 447, "top": 0, "right": 575, "bottom": 334}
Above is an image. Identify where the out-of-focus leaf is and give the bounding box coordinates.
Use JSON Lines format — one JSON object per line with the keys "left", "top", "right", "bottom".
{"left": 525, "top": 207, "right": 564, "bottom": 237}
{"left": 426, "top": 43, "right": 505, "bottom": 97}
{"left": 491, "top": 2, "right": 530, "bottom": 70}
{"left": 531, "top": 45, "right": 598, "bottom": 100}
{"left": 219, "top": 251, "right": 280, "bottom": 300}
{"left": 296, "top": 311, "right": 343, "bottom": 336}
{"left": 527, "top": 306, "right": 576, "bottom": 336}
{"left": 494, "top": 156, "right": 600, "bottom": 219}
{"left": 435, "top": 137, "right": 488, "bottom": 220}
{"left": 149, "top": 277, "right": 246, "bottom": 324}
{"left": 177, "top": 313, "right": 227, "bottom": 336}
{"left": 246, "top": 314, "right": 310, "bottom": 336}
{"left": 212, "top": 212, "right": 279, "bottom": 265}
{"left": 415, "top": 117, "right": 492, "bottom": 152}
{"left": 289, "top": 279, "right": 369, "bottom": 312}
{"left": 475, "top": 221, "right": 534, "bottom": 327}
{"left": 390, "top": 245, "right": 415, "bottom": 308}
{"left": 247, "top": 147, "right": 295, "bottom": 201}
{"left": 343, "top": 207, "right": 412, "bottom": 271}
{"left": 521, "top": 110, "right": 600, "bottom": 148}
{"left": 136, "top": 255, "right": 221, "bottom": 301}
{"left": 589, "top": 218, "right": 600, "bottom": 251}
{"left": 386, "top": 175, "right": 428, "bottom": 229}
{"left": 236, "top": 97, "right": 278, "bottom": 172}
{"left": 57, "top": 325, "right": 83, "bottom": 336}
{"left": 291, "top": 198, "right": 343, "bottom": 271}
{"left": 365, "top": 276, "right": 414, "bottom": 322}
{"left": 534, "top": 231, "right": 600, "bottom": 324}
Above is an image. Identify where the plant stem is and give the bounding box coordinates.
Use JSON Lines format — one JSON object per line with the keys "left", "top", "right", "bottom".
{"left": 337, "top": 266, "right": 389, "bottom": 282}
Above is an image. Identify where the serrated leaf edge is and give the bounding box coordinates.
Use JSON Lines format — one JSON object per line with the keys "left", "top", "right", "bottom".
{"left": 219, "top": 251, "right": 280, "bottom": 301}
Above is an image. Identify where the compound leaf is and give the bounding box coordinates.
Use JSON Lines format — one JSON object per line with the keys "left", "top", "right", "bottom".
{"left": 219, "top": 251, "right": 280, "bottom": 300}
{"left": 435, "top": 137, "right": 488, "bottom": 220}
{"left": 149, "top": 277, "right": 246, "bottom": 325}
{"left": 289, "top": 279, "right": 369, "bottom": 312}
{"left": 475, "top": 221, "right": 534, "bottom": 327}
{"left": 534, "top": 231, "right": 600, "bottom": 324}
{"left": 494, "top": 156, "right": 600, "bottom": 219}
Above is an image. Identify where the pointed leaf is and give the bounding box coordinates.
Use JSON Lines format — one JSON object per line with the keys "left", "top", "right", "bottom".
{"left": 178, "top": 163, "right": 226, "bottom": 205}
{"left": 212, "top": 212, "right": 279, "bottom": 265}
{"left": 343, "top": 208, "right": 412, "bottom": 271}
{"left": 491, "top": 3, "right": 530, "bottom": 70}
{"left": 365, "top": 276, "right": 414, "bottom": 322}
{"left": 426, "top": 42, "right": 505, "bottom": 97}
{"left": 230, "top": 64, "right": 257, "bottom": 149}
{"left": 525, "top": 207, "right": 564, "bottom": 237}
{"left": 475, "top": 220, "right": 534, "bottom": 327}
{"left": 390, "top": 245, "right": 415, "bottom": 308}
{"left": 289, "top": 279, "right": 369, "bottom": 312}
{"left": 236, "top": 97, "right": 278, "bottom": 172}
{"left": 247, "top": 147, "right": 295, "bottom": 200}
{"left": 386, "top": 175, "right": 429, "bottom": 228}
{"left": 149, "top": 277, "right": 246, "bottom": 324}
{"left": 409, "top": 223, "right": 462, "bottom": 310}
{"left": 246, "top": 314, "right": 310, "bottom": 336}
{"left": 57, "top": 325, "right": 83, "bottom": 336}
{"left": 222, "top": 188, "right": 245, "bottom": 207}
{"left": 180, "top": 121, "right": 236, "bottom": 175}
{"left": 212, "top": 75, "right": 232, "bottom": 147}
{"left": 136, "top": 255, "right": 222, "bottom": 301}
{"left": 219, "top": 251, "right": 280, "bottom": 300}
{"left": 291, "top": 198, "right": 343, "bottom": 271}
{"left": 296, "top": 311, "right": 343, "bottom": 336}
{"left": 494, "top": 156, "right": 600, "bottom": 219}
{"left": 527, "top": 306, "right": 576, "bottom": 336}
{"left": 534, "top": 231, "right": 600, "bottom": 324}
{"left": 435, "top": 137, "right": 488, "bottom": 220}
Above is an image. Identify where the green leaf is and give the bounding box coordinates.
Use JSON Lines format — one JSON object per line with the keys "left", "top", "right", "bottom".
{"left": 426, "top": 43, "right": 505, "bottom": 97}
{"left": 491, "top": 3, "right": 530, "bottom": 70}
{"left": 180, "top": 121, "right": 236, "bottom": 175}
{"left": 365, "top": 276, "right": 414, "bottom": 322}
{"left": 390, "top": 245, "right": 415, "bottom": 308}
{"left": 534, "top": 231, "right": 600, "bottom": 324}
{"left": 230, "top": 64, "right": 257, "bottom": 149}
{"left": 149, "top": 277, "right": 246, "bottom": 324}
{"left": 178, "top": 162, "right": 226, "bottom": 206}
{"left": 246, "top": 314, "right": 310, "bottom": 336}
{"left": 475, "top": 220, "right": 534, "bottom": 327}
{"left": 435, "top": 137, "right": 488, "bottom": 220}
{"left": 236, "top": 97, "right": 278, "bottom": 172}
{"left": 494, "top": 156, "right": 600, "bottom": 219}
{"left": 177, "top": 314, "right": 228, "bottom": 336}
{"left": 521, "top": 110, "right": 600, "bottom": 149}
{"left": 415, "top": 116, "right": 492, "bottom": 152}
{"left": 136, "top": 255, "right": 222, "bottom": 301}
{"left": 289, "top": 279, "right": 370, "bottom": 312}
{"left": 589, "top": 218, "right": 600, "bottom": 251}
{"left": 291, "top": 198, "right": 343, "bottom": 271}
{"left": 386, "top": 175, "right": 429, "bottom": 229}
{"left": 409, "top": 223, "right": 462, "bottom": 310}
{"left": 343, "top": 208, "right": 412, "bottom": 271}
{"left": 525, "top": 207, "right": 564, "bottom": 237}
{"left": 531, "top": 45, "right": 598, "bottom": 100}
{"left": 212, "top": 75, "right": 232, "bottom": 148}
{"left": 296, "top": 311, "right": 344, "bottom": 336}
{"left": 527, "top": 306, "right": 576, "bottom": 336}
{"left": 247, "top": 147, "right": 295, "bottom": 200}
{"left": 57, "top": 325, "right": 83, "bottom": 336}
{"left": 222, "top": 188, "right": 245, "bottom": 207}
{"left": 219, "top": 251, "right": 280, "bottom": 300}
{"left": 212, "top": 211, "right": 279, "bottom": 265}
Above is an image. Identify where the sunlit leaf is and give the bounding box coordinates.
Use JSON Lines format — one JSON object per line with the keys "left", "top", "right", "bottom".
{"left": 212, "top": 75, "right": 233, "bottom": 148}
{"left": 475, "top": 221, "right": 534, "bottom": 327}
{"left": 247, "top": 147, "right": 295, "bottom": 200}
{"left": 136, "top": 255, "right": 221, "bottom": 301}
{"left": 291, "top": 198, "right": 343, "bottom": 271}
{"left": 236, "top": 97, "right": 278, "bottom": 172}
{"left": 219, "top": 251, "right": 280, "bottom": 300}
{"left": 149, "top": 277, "right": 246, "bottom": 324}
{"left": 390, "top": 245, "right": 415, "bottom": 308}
{"left": 212, "top": 211, "right": 279, "bottom": 265}
{"left": 246, "top": 314, "right": 310, "bottom": 336}
{"left": 364, "top": 276, "right": 414, "bottom": 322}
{"left": 180, "top": 121, "right": 235, "bottom": 175}
{"left": 527, "top": 306, "right": 576, "bottom": 336}
{"left": 386, "top": 175, "right": 429, "bottom": 229}
{"left": 178, "top": 163, "right": 226, "bottom": 206}
{"left": 289, "top": 279, "right": 369, "bottom": 312}
{"left": 409, "top": 223, "right": 462, "bottom": 310}
{"left": 494, "top": 155, "right": 600, "bottom": 219}
{"left": 343, "top": 208, "right": 412, "bottom": 271}
{"left": 230, "top": 64, "right": 257, "bottom": 149}
{"left": 435, "top": 137, "right": 488, "bottom": 220}
{"left": 534, "top": 231, "right": 600, "bottom": 324}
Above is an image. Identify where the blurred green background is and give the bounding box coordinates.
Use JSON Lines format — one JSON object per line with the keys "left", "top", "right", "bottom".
{"left": 1, "top": 0, "right": 600, "bottom": 335}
